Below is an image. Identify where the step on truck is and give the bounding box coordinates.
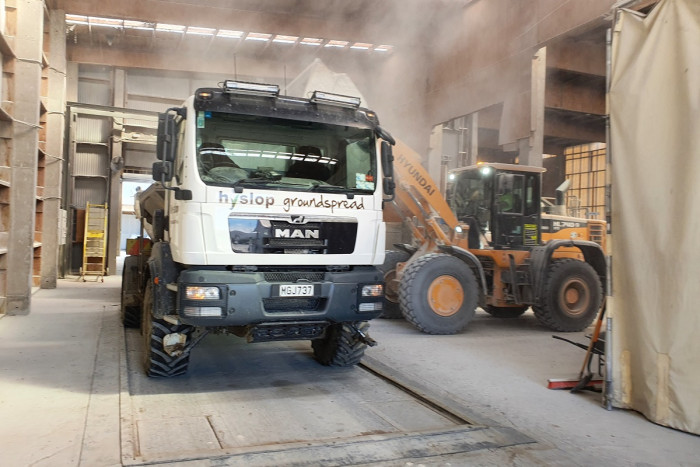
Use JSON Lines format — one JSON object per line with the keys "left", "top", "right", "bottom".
{"left": 121, "top": 81, "right": 397, "bottom": 376}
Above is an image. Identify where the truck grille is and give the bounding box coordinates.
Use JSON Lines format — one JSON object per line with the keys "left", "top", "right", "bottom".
{"left": 264, "top": 272, "right": 325, "bottom": 282}
{"left": 229, "top": 216, "right": 358, "bottom": 254}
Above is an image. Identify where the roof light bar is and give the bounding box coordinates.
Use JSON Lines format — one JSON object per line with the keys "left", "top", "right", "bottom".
{"left": 223, "top": 80, "right": 280, "bottom": 97}
{"left": 310, "top": 91, "right": 361, "bottom": 108}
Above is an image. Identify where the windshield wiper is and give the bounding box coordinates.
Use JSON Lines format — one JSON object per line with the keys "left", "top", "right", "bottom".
{"left": 310, "top": 183, "right": 371, "bottom": 195}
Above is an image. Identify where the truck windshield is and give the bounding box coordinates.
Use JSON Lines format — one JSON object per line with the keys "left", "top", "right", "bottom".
{"left": 195, "top": 111, "right": 377, "bottom": 193}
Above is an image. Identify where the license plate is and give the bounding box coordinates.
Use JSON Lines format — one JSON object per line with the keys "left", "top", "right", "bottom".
{"left": 278, "top": 284, "right": 314, "bottom": 297}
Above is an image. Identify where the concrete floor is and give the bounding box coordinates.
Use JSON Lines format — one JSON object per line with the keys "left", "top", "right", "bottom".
{"left": 0, "top": 276, "right": 698, "bottom": 466}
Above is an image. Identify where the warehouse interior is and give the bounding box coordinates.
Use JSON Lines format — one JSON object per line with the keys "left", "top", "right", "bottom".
{"left": 1, "top": 0, "right": 699, "bottom": 465}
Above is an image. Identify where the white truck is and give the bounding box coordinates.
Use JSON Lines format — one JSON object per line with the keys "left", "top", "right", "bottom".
{"left": 121, "top": 80, "right": 396, "bottom": 377}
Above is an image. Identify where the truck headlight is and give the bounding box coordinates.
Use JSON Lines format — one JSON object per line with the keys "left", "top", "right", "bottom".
{"left": 185, "top": 286, "right": 221, "bottom": 300}
{"left": 361, "top": 284, "right": 383, "bottom": 297}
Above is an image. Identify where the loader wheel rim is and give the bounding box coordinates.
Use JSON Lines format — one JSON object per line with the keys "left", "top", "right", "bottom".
{"left": 559, "top": 278, "right": 590, "bottom": 317}
{"left": 427, "top": 275, "right": 464, "bottom": 317}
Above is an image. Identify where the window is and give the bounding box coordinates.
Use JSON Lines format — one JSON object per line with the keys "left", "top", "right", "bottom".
{"left": 195, "top": 111, "right": 376, "bottom": 193}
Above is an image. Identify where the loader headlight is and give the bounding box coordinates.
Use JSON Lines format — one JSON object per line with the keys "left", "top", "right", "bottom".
{"left": 185, "top": 286, "right": 221, "bottom": 300}
{"left": 361, "top": 284, "right": 383, "bottom": 297}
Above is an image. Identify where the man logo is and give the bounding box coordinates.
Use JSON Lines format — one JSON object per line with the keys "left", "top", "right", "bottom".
{"left": 290, "top": 215, "right": 307, "bottom": 224}
{"left": 274, "top": 228, "right": 320, "bottom": 239}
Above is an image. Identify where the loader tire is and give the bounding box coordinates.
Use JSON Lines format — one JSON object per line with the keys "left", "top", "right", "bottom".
{"left": 533, "top": 259, "right": 602, "bottom": 332}
{"left": 378, "top": 250, "right": 410, "bottom": 319}
{"left": 484, "top": 305, "right": 529, "bottom": 319}
{"left": 142, "top": 281, "right": 193, "bottom": 377}
{"left": 399, "top": 253, "right": 478, "bottom": 334}
{"left": 312, "top": 321, "right": 369, "bottom": 367}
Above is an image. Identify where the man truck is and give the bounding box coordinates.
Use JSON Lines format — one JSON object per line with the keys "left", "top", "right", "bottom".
{"left": 121, "top": 80, "right": 396, "bottom": 377}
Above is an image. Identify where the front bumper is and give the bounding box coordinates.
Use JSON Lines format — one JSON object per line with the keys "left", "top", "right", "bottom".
{"left": 175, "top": 266, "right": 384, "bottom": 327}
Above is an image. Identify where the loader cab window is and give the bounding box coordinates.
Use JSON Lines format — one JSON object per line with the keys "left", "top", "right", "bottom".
{"left": 195, "top": 111, "right": 376, "bottom": 193}
{"left": 493, "top": 172, "right": 541, "bottom": 249}
{"left": 448, "top": 168, "right": 493, "bottom": 237}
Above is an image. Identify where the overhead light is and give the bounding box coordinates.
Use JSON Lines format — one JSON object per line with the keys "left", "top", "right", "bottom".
{"left": 325, "top": 40, "right": 348, "bottom": 48}
{"left": 187, "top": 26, "right": 215, "bottom": 36}
{"left": 156, "top": 23, "right": 186, "bottom": 33}
{"left": 66, "top": 14, "right": 88, "bottom": 25}
{"left": 374, "top": 45, "right": 393, "bottom": 53}
{"left": 300, "top": 37, "right": 323, "bottom": 46}
{"left": 89, "top": 17, "right": 123, "bottom": 28}
{"left": 123, "top": 20, "right": 153, "bottom": 31}
{"left": 350, "top": 42, "right": 372, "bottom": 50}
{"left": 311, "top": 91, "right": 361, "bottom": 108}
{"left": 217, "top": 29, "right": 244, "bottom": 39}
{"left": 273, "top": 35, "right": 298, "bottom": 44}
{"left": 223, "top": 80, "right": 280, "bottom": 97}
{"left": 246, "top": 32, "right": 272, "bottom": 42}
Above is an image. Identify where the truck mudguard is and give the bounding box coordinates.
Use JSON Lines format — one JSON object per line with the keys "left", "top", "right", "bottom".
{"left": 147, "top": 242, "right": 180, "bottom": 318}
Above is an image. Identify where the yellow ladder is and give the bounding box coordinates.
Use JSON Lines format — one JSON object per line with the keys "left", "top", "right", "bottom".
{"left": 80, "top": 203, "right": 108, "bottom": 282}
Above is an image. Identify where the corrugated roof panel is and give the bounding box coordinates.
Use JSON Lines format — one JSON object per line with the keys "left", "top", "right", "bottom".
{"left": 73, "top": 148, "right": 109, "bottom": 177}
{"left": 73, "top": 178, "right": 107, "bottom": 209}
{"left": 78, "top": 80, "right": 111, "bottom": 106}
{"left": 75, "top": 115, "right": 111, "bottom": 143}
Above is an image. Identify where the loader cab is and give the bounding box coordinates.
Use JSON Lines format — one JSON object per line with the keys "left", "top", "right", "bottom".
{"left": 447, "top": 163, "right": 545, "bottom": 250}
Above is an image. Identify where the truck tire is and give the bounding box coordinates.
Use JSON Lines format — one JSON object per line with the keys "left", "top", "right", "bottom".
{"left": 312, "top": 321, "right": 369, "bottom": 367}
{"left": 378, "top": 250, "right": 410, "bottom": 319}
{"left": 399, "top": 253, "right": 478, "bottom": 334}
{"left": 484, "top": 305, "right": 529, "bottom": 319}
{"left": 142, "top": 281, "right": 193, "bottom": 377}
{"left": 120, "top": 256, "right": 141, "bottom": 329}
{"left": 533, "top": 259, "right": 602, "bottom": 332}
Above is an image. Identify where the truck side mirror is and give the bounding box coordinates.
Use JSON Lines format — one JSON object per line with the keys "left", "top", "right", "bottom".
{"left": 156, "top": 112, "right": 177, "bottom": 162}
{"left": 381, "top": 141, "right": 395, "bottom": 200}
{"left": 152, "top": 161, "right": 173, "bottom": 182}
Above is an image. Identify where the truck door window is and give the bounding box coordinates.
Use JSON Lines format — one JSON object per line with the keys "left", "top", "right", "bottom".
{"left": 175, "top": 117, "right": 186, "bottom": 183}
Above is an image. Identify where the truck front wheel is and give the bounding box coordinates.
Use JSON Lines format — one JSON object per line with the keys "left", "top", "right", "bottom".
{"left": 533, "top": 259, "right": 602, "bottom": 332}
{"left": 399, "top": 253, "right": 478, "bottom": 334}
{"left": 142, "top": 281, "right": 193, "bottom": 377}
{"left": 312, "top": 321, "right": 369, "bottom": 367}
